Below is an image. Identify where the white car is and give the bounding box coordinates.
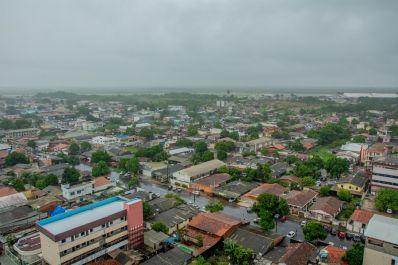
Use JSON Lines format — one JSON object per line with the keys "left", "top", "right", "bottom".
{"left": 192, "top": 191, "right": 200, "bottom": 196}
{"left": 300, "top": 220, "right": 307, "bottom": 227}
{"left": 287, "top": 231, "right": 296, "bottom": 238}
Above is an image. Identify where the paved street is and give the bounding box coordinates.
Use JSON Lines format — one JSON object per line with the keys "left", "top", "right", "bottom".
{"left": 75, "top": 164, "right": 354, "bottom": 249}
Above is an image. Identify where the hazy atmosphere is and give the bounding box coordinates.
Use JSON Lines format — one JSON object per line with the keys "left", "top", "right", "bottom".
{"left": 0, "top": 0, "right": 398, "bottom": 91}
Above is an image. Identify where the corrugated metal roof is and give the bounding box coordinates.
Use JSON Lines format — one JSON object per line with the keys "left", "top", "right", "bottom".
{"left": 365, "top": 215, "right": 398, "bottom": 245}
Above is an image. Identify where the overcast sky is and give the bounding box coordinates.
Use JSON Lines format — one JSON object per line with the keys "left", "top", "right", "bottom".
{"left": 0, "top": 0, "right": 397, "bottom": 90}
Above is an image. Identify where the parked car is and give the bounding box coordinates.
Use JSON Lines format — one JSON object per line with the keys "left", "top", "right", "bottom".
{"left": 228, "top": 198, "right": 236, "bottom": 203}
{"left": 300, "top": 220, "right": 307, "bottom": 227}
{"left": 192, "top": 191, "right": 200, "bottom": 196}
{"left": 330, "top": 227, "right": 337, "bottom": 236}
{"left": 168, "top": 186, "right": 173, "bottom": 190}
{"left": 346, "top": 232, "right": 354, "bottom": 240}
{"left": 386, "top": 208, "right": 393, "bottom": 214}
{"left": 353, "top": 234, "right": 361, "bottom": 242}
{"left": 338, "top": 231, "right": 346, "bottom": 239}
{"left": 323, "top": 225, "right": 331, "bottom": 233}
{"left": 287, "top": 231, "right": 296, "bottom": 238}
{"left": 253, "top": 218, "right": 259, "bottom": 224}
{"left": 177, "top": 188, "right": 182, "bottom": 192}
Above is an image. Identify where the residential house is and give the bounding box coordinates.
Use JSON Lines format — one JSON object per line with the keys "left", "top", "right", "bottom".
{"left": 149, "top": 204, "right": 199, "bottom": 234}
{"left": 239, "top": 137, "right": 273, "bottom": 154}
{"left": 227, "top": 225, "right": 284, "bottom": 260}
{"left": 171, "top": 159, "right": 225, "bottom": 188}
{"left": 347, "top": 209, "right": 374, "bottom": 234}
{"left": 185, "top": 212, "right": 242, "bottom": 256}
{"left": 241, "top": 183, "right": 288, "bottom": 207}
{"left": 93, "top": 177, "right": 116, "bottom": 193}
{"left": 271, "top": 162, "right": 289, "bottom": 178}
{"left": 361, "top": 143, "right": 387, "bottom": 168}
{"left": 61, "top": 180, "right": 94, "bottom": 201}
{"left": 213, "top": 180, "right": 260, "bottom": 200}
{"left": 308, "top": 196, "right": 344, "bottom": 223}
{"left": 262, "top": 242, "right": 317, "bottom": 265}
{"left": 336, "top": 171, "right": 369, "bottom": 196}
{"left": 141, "top": 247, "right": 192, "bottom": 265}
{"left": 283, "top": 189, "right": 318, "bottom": 216}
{"left": 190, "top": 173, "right": 230, "bottom": 194}
{"left": 143, "top": 230, "right": 169, "bottom": 251}
{"left": 318, "top": 245, "right": 348, "bottom": 265}
{"left": 363, "top": 215, "right": 398, "bottom": 265}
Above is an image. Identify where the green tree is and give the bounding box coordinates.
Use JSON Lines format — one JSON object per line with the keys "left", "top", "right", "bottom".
{"left": 27, "top": 140, "right": 36, "bottom": 149}
{"left": 352, "top": 135, "right": 366, "bottom": 143}
{"left": 205, "top": 200, "right": 224, "bottom": 212}
{"left": 35, "top": 178, "right": 47, "bottom": 189}
{"left": 187, "top": 125, "right": 198, "bottom": 136}
{"left": 194, "top": 141, "right": 208, "bottom": 153}
{"left": 92, "top": 161, "right": 110, "bottom": 177}
{"left": 138, "top": 127, "right": 154, "bottom": 140}
{"left": 151, "top": 222, "right": 169, "bottom": 234}
{"left": 319, "top": 185, "right": 331, "bottom": 196}
{"left": 375, "top": 189, "right": 398, "bottom": 211}
{"left": 68, "top": 142, "right": 80, "bottom": 155}
{"left": 254, "top": 193, "right": 289, "bottom": 231}
{"left": 62, "top": 167, "right": 80, "bottom": 184}
{"left": 128, "top": 175, "right": 139, "bottom": 188}
{"left": 325, "top": 157, "right": 350, "bottom": 178}
{"left": 175, "top": 138, "right": 193, "bottom": 147}
{"left": 143, "top": 201, "right": 153, "bottom": 221}
{"left": 337, "top": 189, "right": 353, "bottom": 202}
{"left": 300, "top": 176, "right": 316, "bottom": 187}
{"left": 5, "top": 152, "right": 30, "bottom": 166}
{"left": 224, "top": 239, "right": 254, "bottom": 265}
{"left": 303, "top": 221, "right": 327, "bottom": 241}
{"left": 45, "top": 174, "right": 59, "bottom": 186}
{"left": 80, "top": 141, "right": 92, "bottom": 153}
{"left": 217, "top": 150, "right": 228, "bottom": 161}
{"left": 12, "top": 178, "right": 25, "bottom": 191}
{"left": 290, "top": 139, "right": 305, "bottom": 152}
{"left": 91, "top": 150, "right": 111, "bottom": 163}
{"left": 126, "top": 157, "right": 139, "bottom": 174}
{"left": 342, "top": 243, "right": 364, "bottom": 265}
{"left": 215, "top": 141, "right": 235, "bottom": 152}
{"left": 368, "top": 128, "right": 377, "bottom": 135}
{"left": 193, "top": 256, "right": 210, "bottom": 265}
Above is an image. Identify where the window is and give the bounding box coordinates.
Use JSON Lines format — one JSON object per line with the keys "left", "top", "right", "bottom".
{"left": 90, "top": 228, "right": 93, "bottom": 232}
{"left": 368, "top": 239, "right": 383, "bottom": 247}
{"left": 70, "top": 192, "right": 75, "bottom": 196}
{"left": 81, "top": 232, "right": 84, "bottom": 236}
{"left": 102, "top": 224, "right": 105, "bottom": 228}
{"left": 77, "top": 190, "right": 81, "bottom": 194}
{"left": 61, "top": 239, "right": 66, "bottom": 243}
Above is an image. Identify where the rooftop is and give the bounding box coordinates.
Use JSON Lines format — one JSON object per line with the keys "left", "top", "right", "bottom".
{"left": 350, "top": 209, "right": 374, "bottom": 224}
{"left": 177, "top": 159, "right": 225, "bottom": 177}
{"left": 283, "top": 189, "right": 318, "bottom": 208}
{"left": 365, "top": 214, "right": 398, "bottom": 245}
{"left": 36, "top": 196, "right": 130, "bottom": 235}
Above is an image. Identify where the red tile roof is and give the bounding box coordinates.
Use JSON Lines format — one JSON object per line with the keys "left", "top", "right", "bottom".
{"left": 350, "top": 209, "right": 374, "bottom": 224}
{"left": 323, "top": 245, "right": 348, "bottom": 265}
{"left": 309, "top": 196, "right": 344, "bottom": 217}
{"left": 283, "top": 189, "right": 318, "bottom": 207}
{"left": 0, "top": 186, "right": 17, "bottom": 198}
{"left": 188, "top": 212, "right": 241, "bottom": 237}
{"left": 186, "top": 228, "right": 221, "bottom": 256}
{"left": 280, "top": 242, "right": 317, "bottom": 265}
{"left": 94, "top": 177, "right": 112, "bottom": 187}
{"left": 242, "top": 183, "right": 288, "bottom": 200}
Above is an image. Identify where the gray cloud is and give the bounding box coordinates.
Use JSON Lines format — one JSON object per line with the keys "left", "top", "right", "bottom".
{"left": 0, "top": 0, "right": 397, "bottom": 89}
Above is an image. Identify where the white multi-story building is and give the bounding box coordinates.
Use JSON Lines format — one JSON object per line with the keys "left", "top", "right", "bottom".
{"left": 91, "top": 136, "right": 119, "bottom": 146}
{"left": 371, "top": 156, "right": 398, "bottom": 192}
{"left": 61, "top": 181, "right": 94, "bottom": 201}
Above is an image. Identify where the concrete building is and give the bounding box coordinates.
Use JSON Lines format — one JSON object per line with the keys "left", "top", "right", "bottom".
{"left": 363, "top": 215, "right": 398, "bottom": 265}
{"left": 61, "top": 181, "right": 94, "bottom": 201}
{"left": 371, "top": 156, "right": 398, "bottom": 192}
{"left": 91, "top": 136, "right": 119, "bottom": 146}
{"left": 171, "top": 159, "right": 225, "bottom": 187}
{"left": 36, "top": 196, "right": 143, "bottom": 265}
{"left": 3, "top": 128, "right": 40, "bottom": 139}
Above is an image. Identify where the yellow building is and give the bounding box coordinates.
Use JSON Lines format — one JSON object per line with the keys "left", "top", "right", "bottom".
{"left": 336, "top": 171, "right": 369, "bottom": 196}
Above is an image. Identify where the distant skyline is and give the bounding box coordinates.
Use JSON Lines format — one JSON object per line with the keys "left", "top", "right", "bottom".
{"left": 1, "top": 0, "right": 398, "bottom": 89}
